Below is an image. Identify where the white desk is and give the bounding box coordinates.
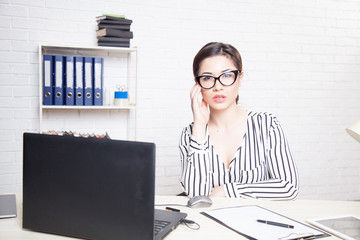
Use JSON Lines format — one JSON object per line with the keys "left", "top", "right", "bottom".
{"left": 1, "top": 194, "right": 359, "bottom": 240}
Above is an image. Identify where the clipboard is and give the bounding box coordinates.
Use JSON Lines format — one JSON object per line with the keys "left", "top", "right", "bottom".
{"left": 201, "top": 205, "right": 330, "bottom": 240}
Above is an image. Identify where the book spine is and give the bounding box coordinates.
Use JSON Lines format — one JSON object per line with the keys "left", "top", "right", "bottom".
{"left": 96, "top": 28, "right": 133, "bottom": 38}
{"left": 97, "top": 24, "right": 131, "bottom": 31}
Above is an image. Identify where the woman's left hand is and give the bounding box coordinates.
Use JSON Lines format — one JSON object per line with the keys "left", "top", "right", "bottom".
{"left": 209, "top": 185, "right": 226, "bottom": 197}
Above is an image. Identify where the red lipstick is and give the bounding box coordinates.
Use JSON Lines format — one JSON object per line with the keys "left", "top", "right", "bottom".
{"left": 213, "top": 94, "right": 226, "bottom": 103}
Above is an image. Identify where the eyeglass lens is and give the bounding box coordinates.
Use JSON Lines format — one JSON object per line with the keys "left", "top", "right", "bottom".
{"left": 198, "top": 71, "right": 238, "bottom": 89}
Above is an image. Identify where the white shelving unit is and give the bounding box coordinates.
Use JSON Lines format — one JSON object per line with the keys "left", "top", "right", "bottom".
{"left": 39, "top": 44, "right": 138, "bottom": 140}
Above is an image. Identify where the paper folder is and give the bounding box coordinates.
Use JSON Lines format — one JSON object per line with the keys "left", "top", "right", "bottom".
{"left": 54, "top": 56, "right": 64, "bottom": 105}
{"left": 83, "top": 57, "right": 93, "bottom": 106}
{"left": 74, "top": 57, "right": 84, "bottom": 106}
{"left": 43, "top": 55, "right": 54, "bottom": 105}
{"left": 64, "top": 56, "right": 75, "bottom": 106}
{"left": 93, "top": 57, "right": 103, "bottom": 106}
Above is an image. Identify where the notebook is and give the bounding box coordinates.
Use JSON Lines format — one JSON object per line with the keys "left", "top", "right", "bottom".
{"left": 23, "top": 133, "right": 186, "bottom": 240}
{"left": 0, "top": 194, "right": 17, "bottom": 219}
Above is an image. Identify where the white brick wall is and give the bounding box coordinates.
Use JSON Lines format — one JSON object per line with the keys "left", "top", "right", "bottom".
{"left": 1, "top": 0, "right": 360, "bottom": 200}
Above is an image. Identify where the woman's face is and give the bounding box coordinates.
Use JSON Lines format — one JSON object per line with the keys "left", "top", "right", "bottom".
{"left": 197, "top": 55, "right": 242, "bottom": 111}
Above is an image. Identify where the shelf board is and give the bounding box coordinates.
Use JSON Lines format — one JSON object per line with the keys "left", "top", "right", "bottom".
{"left": 40, "top": 44, "right": 137, "bottom": 56}
{"left": 41, "top": 105, "right": 135, "bottom": 110}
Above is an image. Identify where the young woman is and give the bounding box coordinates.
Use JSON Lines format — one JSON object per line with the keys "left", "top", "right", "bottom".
{"left": 179, "top": 42, "right": 298, "bottom": 200}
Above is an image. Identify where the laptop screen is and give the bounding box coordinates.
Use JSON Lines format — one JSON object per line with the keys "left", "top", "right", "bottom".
{"left": 23, "top": 133, "right": 156, "bottom": 240}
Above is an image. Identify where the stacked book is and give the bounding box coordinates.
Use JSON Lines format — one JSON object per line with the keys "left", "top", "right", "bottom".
{"left": 96, "top": 14, "right": 133, "bottom": 48}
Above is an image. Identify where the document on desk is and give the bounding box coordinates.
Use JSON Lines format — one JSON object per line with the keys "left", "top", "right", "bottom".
{"left": 0, "top": 194, "right": 17, "bottom": 219}
{"left": 201, "top": 205, "right": 329, "bottom": 240}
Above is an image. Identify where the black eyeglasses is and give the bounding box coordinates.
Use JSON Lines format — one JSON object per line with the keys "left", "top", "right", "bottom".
{"left": 195, "top": 70, "right": 241, "bottom": 89}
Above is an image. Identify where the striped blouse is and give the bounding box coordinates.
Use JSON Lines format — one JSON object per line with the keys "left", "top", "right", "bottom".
{"left": 179, "top": 111, "right": 299, "bottom": 200}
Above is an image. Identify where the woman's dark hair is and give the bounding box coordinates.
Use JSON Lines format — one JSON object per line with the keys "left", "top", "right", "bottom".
{"left": 193, "top": 42, "right": 243, "bottom": 104}
{"left": 193, "top": 42, "right": 243, "bottom": 77}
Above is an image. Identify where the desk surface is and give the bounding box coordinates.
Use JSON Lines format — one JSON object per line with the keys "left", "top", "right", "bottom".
{"left": 1, "top": 194, "right": 359, "bottom": 240}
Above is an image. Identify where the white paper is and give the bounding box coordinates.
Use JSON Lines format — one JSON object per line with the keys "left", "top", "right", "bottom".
{"left": 202, "top": 205, "right": 325, "bottom": 240}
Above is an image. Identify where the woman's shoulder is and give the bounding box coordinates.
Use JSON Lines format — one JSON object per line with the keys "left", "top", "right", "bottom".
{"left": 247, "top": 110, "right": 275, "bottom": 120}
{"left": 247, "top": 110, "right": 282, "bottom": 127}
{"left": 181, "top": 122, "right": 203, "bottom": 136}
{"left": 181, "top": 123, "right": 193, "bottom": 134}
{"left": 251, "top": 111, "right": 288, "bottom": 131}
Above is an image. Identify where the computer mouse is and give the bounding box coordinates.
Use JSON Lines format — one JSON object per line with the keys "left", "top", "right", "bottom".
{"left": 187, "top": 196, "right": 213, "bottom": 208}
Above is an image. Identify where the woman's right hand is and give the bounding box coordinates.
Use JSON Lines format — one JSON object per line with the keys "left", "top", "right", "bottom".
{"left": 190, "top": 83, "right": 209, "bottom": 141}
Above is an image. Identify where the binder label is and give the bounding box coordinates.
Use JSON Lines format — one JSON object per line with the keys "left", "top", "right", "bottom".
{"left": 94, "top": 63, "right": 101, "bottom": 88}
{"left": 85, "top": 61, "right": 92, "bottom": 89}
{"left": 44, "top": 61, "right": 51, "bottom": 86}
{"left": 66, "top": 61, "right": 73, "bottom": 88}
{"left": 55, "top": 61, "right": 62, "bottom": 88}
{"left": 76, "top": 61, "right": 83, "bottom": 88}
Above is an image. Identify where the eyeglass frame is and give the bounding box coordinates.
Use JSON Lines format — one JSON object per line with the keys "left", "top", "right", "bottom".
{"left": 195, "top": 70, "right": 241, "bottom": 89}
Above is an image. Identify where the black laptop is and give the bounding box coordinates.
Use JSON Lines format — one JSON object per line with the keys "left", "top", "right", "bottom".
{"left": 23, "top": 133, "right": 186, "bottom": 240}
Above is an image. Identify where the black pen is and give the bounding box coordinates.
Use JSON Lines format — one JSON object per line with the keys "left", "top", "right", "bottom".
{"left": 165, "top": 207, "right": 180, "bottom": 212}
{"left": 257, "top": 219, "right": 294, "bottom": 229}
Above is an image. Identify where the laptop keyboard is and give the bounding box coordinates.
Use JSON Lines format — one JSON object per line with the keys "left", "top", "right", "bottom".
{"left": 154, "top": 219, "right": 170, "bottom": 235}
